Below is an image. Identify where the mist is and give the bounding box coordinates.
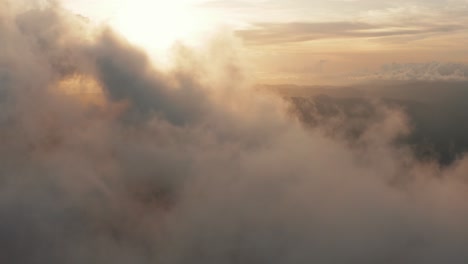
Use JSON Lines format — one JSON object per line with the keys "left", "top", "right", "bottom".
{"left": 2, "top": 1, "right": 468, "bottom": 263}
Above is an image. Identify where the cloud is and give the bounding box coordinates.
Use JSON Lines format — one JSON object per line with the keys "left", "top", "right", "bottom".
{"left": 197, "top": 0, "right": 258, "bottom": 9}
{"left": 350, "top": 62, "right": 468, "bottom": 81}
{"left": 236, "top": 21, "right": 466, "bottom": 45}
{"left": 2, "top": 1, "right": 468, "bottom": 263}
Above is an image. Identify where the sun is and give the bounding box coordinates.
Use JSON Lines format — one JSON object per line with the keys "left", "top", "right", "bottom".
{"left": 63, "top": 0, "right": 212, "bottom": 54}
{"left": 111, "top": 0, "right": 205, "bottom": 51}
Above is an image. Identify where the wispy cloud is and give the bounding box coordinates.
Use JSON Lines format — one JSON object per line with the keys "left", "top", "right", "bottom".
{"left": 236, "top": 21, "right": 466, "bottom": 45}
{"left": 350, "top": 62, "right": 468, "bottom": 81}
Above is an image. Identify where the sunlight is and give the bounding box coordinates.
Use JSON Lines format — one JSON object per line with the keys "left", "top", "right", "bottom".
{"left": 111, "top": 0, "right": 205, "bottom": 51}
{"left": 63, "top": 0, "right": 213, "bottom": 54}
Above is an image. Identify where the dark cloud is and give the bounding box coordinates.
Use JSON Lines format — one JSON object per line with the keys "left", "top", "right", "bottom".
{"left": 2, "top": 1, "right": 468, "bottom": 264}
{"left": 91, "top": 31, "right": 210, "bottom": 125}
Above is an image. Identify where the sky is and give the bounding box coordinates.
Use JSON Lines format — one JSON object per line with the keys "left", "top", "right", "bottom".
{"left": 62, "top": 0, "right": 468, "bottom": 84}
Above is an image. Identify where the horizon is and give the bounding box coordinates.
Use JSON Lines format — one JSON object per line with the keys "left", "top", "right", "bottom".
{"left": 62, "top": 0, "right": 468, "bottom": 85}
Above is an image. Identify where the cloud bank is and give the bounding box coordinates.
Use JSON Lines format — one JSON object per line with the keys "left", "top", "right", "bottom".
{"left": 350, "top": 62, "right": 468, "bottom": 81}
{"left": 2, "top": 1, "right": 468, "bottom": 263}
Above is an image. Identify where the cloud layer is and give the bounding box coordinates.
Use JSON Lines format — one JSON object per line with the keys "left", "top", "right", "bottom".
{"left": 2, "top": 1, "right": 468, "bottom": 263}
{"left": 237, "top": 22, "right": 466, "bottom": 45}
{"left": 350, "top": 62, "right": 468, "bottom": 81}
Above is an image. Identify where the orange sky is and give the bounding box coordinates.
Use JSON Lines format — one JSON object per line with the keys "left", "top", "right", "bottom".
{"left": 63, "top": 0, "right": 468, "bottom": 85}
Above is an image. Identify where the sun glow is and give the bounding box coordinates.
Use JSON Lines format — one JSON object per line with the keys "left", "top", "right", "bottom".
{"left": 112, "top": 0, "right": 209, "bottom": 51}
{"left": 63, "top": 0, "right": 214, "bottom": 54}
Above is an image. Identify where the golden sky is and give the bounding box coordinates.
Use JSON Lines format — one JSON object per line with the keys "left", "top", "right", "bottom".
{"left": 63, "top": 0, "right": 468, "bottom": 84}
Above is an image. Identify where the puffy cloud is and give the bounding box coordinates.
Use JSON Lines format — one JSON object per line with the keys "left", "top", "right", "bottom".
{"left": 351, "top": 62, "right": 468, "bottom": 81}
{"left": 2, "top": 1, "right": 468, "bottom": 264}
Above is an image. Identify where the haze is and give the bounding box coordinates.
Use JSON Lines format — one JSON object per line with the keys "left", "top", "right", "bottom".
{"left": 1, "top": 0, "right": 468, "bottom": 263}
{"left": 63, "top": 0, "right": 468, "bottom": 84}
